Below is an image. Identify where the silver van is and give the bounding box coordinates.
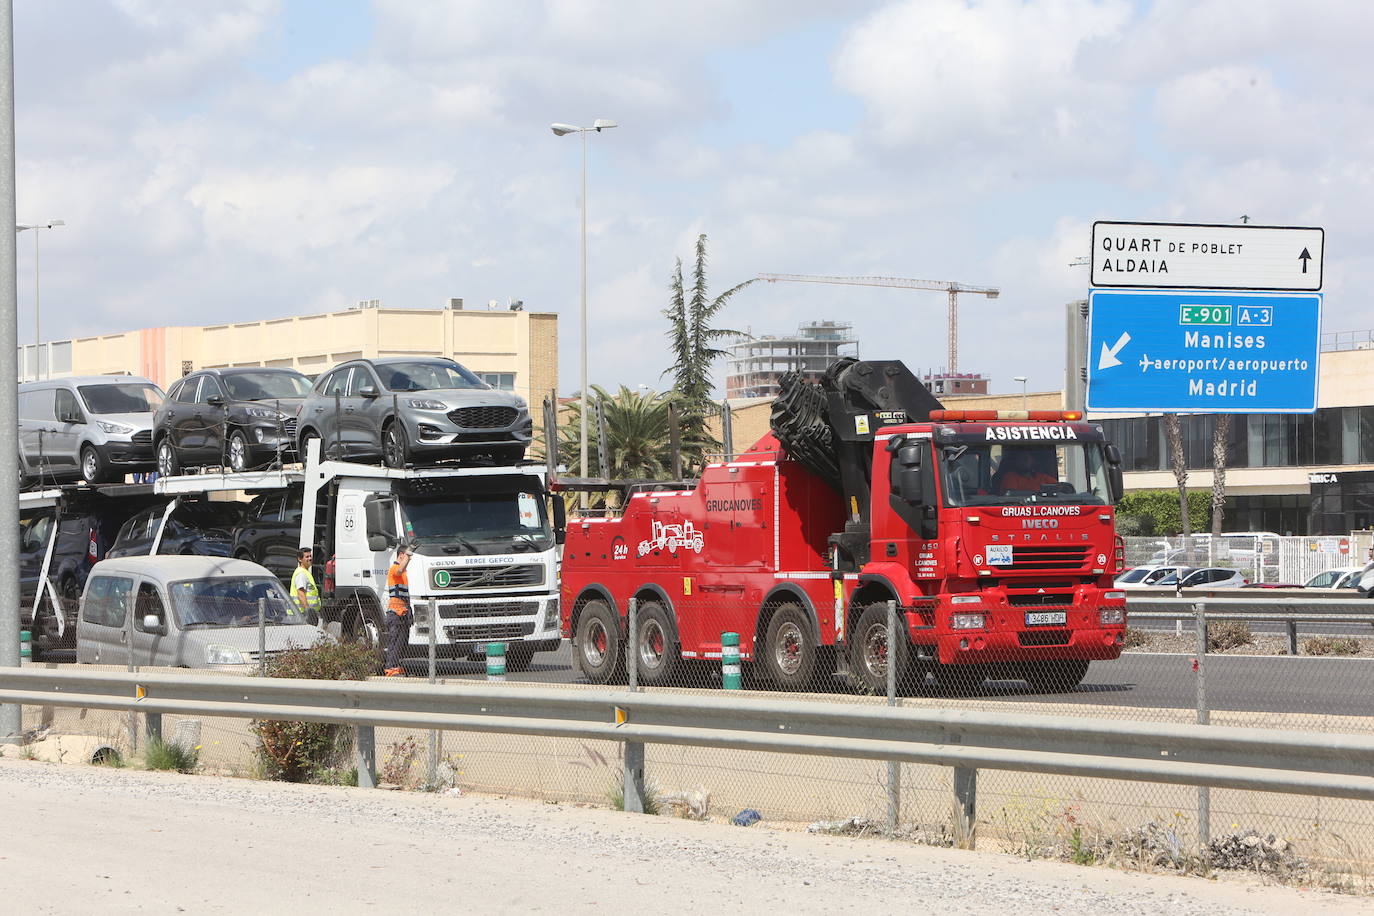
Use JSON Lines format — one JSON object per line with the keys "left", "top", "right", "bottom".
{"left": 18, "top": 375, "right": 165, "bottom": 485}
{"left": 75, "top": 555, "right": 324, "bottom": 668}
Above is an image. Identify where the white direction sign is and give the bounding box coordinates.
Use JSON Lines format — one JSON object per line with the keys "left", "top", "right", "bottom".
{"left": 1091, "top": 221, "right": 1323, "bottom": 291}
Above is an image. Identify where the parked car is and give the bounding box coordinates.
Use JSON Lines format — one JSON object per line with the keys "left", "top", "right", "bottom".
{"left": 18, "top": 375, "right": 163, "bottom": 484}
{"left": 106, "top": 501, "right": 245, "bottom": 559}
{"left": 76, "top": 555, "right": 322, "bottom": 668}
{"left": 1155, "top": 567, "right": 1248, "bottom": 589}
{"left": 1304, "top": 567, "right": 1364, "bottom": 590}
{"left": 231, "top": 488, "right": 305, "bottom": 581}
{"left": 154, "top": 367, "right": 309, "bottom": 475}
{"left": 295, "top": 357, "right": 532, "bottom": 467}
{"left": 1115, "top": 565, "right": 1191, "bottom": 589}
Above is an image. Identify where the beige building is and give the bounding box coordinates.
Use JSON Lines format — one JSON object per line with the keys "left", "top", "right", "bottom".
{"left": 19, "top": 299, "right": 559, "bottom": 411}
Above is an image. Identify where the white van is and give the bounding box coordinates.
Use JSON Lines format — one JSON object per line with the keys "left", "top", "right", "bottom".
{"left": 76, "top": 555, "right": 323, "bottom": 668}
{"left": 18, "top": 375, "right": 164, "bottom": 485}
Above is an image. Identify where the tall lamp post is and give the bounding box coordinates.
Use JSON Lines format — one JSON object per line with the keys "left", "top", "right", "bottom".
{"left": 1013, "top": 375, "right": 1028, "bottom": 411}
{"left": 16, "top": 219, "right": 63, "bottom": 379}
{"left": 550, "top": 119, "right": 616, "bottom": 499}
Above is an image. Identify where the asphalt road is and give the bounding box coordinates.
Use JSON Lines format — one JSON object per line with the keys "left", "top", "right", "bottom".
{"left": 402, "top": 643, "right": 1374, "bottom": 718}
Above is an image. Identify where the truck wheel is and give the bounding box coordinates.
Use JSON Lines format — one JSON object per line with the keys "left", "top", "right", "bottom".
{"left": 634, "top": 601, "right": 681, "bottom": 687}
{"left": 574, "top": 600, "right": 624, "bottom": 684}
{"left": 505, "top": 643, "right": 535, "bottom": 673}
{"left": 933, "top": 663, "right": 987, "bottom": 696}
{"left": 850, "top": 602, "right": 907, "bottom": 694}
{"left": 761, "top": 603, "right": 818, "bottom": 690}
{"left": 1022, "top": 659, "right": 1089, "bottom": 694}
{"left": 343, "top": 598, "right": 385, "bottom": 672}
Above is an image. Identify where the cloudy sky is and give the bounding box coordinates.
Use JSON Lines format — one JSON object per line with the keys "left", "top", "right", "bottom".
{"left": 13, "top": 0, "right": 1373, "bottom": 398}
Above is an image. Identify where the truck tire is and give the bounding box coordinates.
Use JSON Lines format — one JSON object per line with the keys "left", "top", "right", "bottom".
{"left": 760, "top": 602, "right": 818, "bottom": 691}
{"left": 933, "top": 663, "right": 987, "bottom": 696}
{"left": 505, "top": 643, "right": 535, "bottom": 673}
{"left": 633, "top": 601, "right": 681, "bottom": 687}
{"left": 343, "top": 596, "right": 385, "bottom": 672}
{"left": 574, "top": 600, "right": 624, "bottom": 684}
{"left": 850, "top": 602, "right": 907, "bottom": 694}
{"left": 1022, "top": 659, "right": 1088, "bottom": 694}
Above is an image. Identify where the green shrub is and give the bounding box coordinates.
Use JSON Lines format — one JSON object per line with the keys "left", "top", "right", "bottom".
{"left": 252, "top": 639, "right": 375, "bottom": 782}
{"left": 144, "top": 736, "right": 199, "bottom": 773}
{"left": 1207, "top": 621, "right": 1253, "bottom": 652}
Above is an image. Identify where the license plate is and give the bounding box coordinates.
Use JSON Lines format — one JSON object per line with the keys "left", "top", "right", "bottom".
{"left": 1025, "top": 611, "right": 1067, "bottom": 626}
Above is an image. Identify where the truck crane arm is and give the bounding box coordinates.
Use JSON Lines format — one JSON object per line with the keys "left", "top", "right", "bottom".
{"left": 770, "top": 358, "right": 943, "bottom": 568}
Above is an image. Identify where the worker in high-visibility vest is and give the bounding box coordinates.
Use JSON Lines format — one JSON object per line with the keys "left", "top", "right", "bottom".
{"left": 292, "top": 548, "right": 321, "bottom": 625}
{"left": 384, "top": 544, "right": 414, "bottom": 676}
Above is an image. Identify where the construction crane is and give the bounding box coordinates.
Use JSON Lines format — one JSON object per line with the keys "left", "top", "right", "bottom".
{"left": 757, "top": 273, "right": 999, "bottom": 374}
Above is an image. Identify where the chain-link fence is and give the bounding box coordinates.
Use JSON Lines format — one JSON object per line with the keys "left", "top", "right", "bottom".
{"left": 12, "top": 595, "right": 1374, "bottom": 890}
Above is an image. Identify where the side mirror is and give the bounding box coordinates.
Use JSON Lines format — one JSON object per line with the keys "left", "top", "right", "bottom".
{"left": 59, "top": 411, "right": 81, "bottom": 424}
{"left": 1104, "top": 443, "right": 1122, "bottom": 466}
{"left": 889, "top": 442, "right": 925, "bottom": 504}
{"left": 1107, "top": 465, "right": 1124, "bottom": 504}
{"left": 358, "top": 386, "right": 380, "bottom": 399}
{"left": 142, "top": 614, "right": 164, "bottom": 633}
{"left": 364, "top": 495, "right": 398, "bottom": 547}
{"left": 206, "top": 395, "right": 225, "bottom": 408}
{"left": 550, "top": 494, "right": 567, "bottom": 545}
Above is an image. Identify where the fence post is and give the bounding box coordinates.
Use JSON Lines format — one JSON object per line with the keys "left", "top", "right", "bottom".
{"left": 1194, "top": 601, "right": 1210, "bottom": 851}
{"left": 1286, "top": 620, "right": 1299, "bottom": 657}
{"left": 355, "top": 725, "right": 376, "bottom": 789}
{"left": 623, "top": 598, "right": 646, "bottom": 814}
{"left": 953, "top": 765, "right": 977, "bottom": 849}
{"left": 257, "top": 597, "right": 266, "bottom": 678}
{"left": 885, "top": 599, "right": 900, "bottom": 835}
{"left": 125, "top": 600, "right": 137, "bottom": 753}
{"left": 18, "top": 629, "right": 30, "bottom": 665}
{"left": 721, "top": 632, "right": 741, "bottom": 690}
{"left": 486, "top": 642, "right": 506, "bottom": 681}
{"left": 427, "top": 600, "right": 438, "bottom": 789}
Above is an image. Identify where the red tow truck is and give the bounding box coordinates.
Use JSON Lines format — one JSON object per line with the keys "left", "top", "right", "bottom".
{"left": 560, "top": 359, "right": 1127, "bottom": 693}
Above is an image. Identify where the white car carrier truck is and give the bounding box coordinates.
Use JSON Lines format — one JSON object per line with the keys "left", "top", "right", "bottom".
{"left": 19, "top": 441, "right": 565, "bottom": 670}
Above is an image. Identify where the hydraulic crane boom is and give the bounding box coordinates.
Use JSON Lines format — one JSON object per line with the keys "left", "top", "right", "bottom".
{"left": 757, "top": 273, "right": 999, "bottom": 374}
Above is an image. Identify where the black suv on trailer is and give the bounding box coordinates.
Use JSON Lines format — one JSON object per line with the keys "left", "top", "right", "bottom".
{"left": 154, "top": 367, "right": 311, "bottom": 475}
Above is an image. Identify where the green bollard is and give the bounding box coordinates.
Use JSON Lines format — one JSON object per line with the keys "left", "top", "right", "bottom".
{"left": 721, "top": 632, "right": 741, "bottom": 689}
{"left": 19, "top": 630, "right": 32, "bottom": 664}
{"left": 486, "top": 642, "right": 506, "bottom": 681}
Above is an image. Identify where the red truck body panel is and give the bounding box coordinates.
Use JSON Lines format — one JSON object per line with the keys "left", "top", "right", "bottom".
{"left": 561, "top": 422, "right": 1125, "bottom": 673}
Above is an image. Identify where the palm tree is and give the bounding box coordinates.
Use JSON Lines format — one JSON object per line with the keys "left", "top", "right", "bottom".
{"left": 558, "top": 385, "right": 676, "bottom": 479}
{"left": 663, "top": 234, "right": 754, "bottom": 472}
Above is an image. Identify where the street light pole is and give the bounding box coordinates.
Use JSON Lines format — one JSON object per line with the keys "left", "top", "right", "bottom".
{"left": 1013, "top": 375, "right": 1028, "bottom": 411}
{"left": 16, "top": 219, "right": 63, "bottom": 379}
{"left": 551, "top": 120, "right": 616, "bottom": 504}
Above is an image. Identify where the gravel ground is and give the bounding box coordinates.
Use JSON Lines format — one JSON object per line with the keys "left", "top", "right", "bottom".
{"left": 2, "top": 758, "right": 1369, "bottom": 915}
{"left": 1126, "top": 634, "right": 1374, "bottom": 656}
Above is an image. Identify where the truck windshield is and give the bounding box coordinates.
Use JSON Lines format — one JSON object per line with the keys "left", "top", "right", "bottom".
{"left": 399, "top": 489, "right": 553, "bottom": 554}
{"left": 938, "top": 441, "right": 1112, "bottom": 507}
{"left": 168, "top": 577, "right": 303, "bottom": 628}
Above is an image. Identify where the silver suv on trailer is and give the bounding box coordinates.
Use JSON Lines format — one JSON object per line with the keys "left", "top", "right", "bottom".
{"left": 18, "top": 375, "right": 164, "bottom": 485}
{"left": 296, "top": 357, "right": 533, "bottom": 467}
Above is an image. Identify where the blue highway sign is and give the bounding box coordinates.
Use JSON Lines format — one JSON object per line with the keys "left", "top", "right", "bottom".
{"left": 1086, "top": 289, "right": 1320, "bottom": 414}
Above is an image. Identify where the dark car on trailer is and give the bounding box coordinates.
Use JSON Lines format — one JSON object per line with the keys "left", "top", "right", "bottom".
{"left": 154, "top": 367, "right": 311, "bottom": 476}
{"left": 294, "top": 357, "right": 532, "bottom": 468}
{"left": 230, "top": 488, "right": 306, "bottom": 581}
{"left": 106, "top": 500, "right": 246, "bottom": 559}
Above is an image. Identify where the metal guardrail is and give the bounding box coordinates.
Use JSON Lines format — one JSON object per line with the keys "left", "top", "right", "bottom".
{"left": 2, "top": 667, "right": 1374, "bottom": 825}
{"left": 1125, "top": 596, "right": 1374, "bottom": 653}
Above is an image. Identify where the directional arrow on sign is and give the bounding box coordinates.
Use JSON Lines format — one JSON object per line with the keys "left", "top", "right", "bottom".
{"left": 1299, "top": 248, "right": 1312, "bottom": 274}
{"left": 1098, "top": 331, "right": 1131, "bottom": 370}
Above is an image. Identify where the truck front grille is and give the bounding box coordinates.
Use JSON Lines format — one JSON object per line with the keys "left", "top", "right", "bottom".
{"left": 443, "top": 622, "right": 535, "bottom": 641}
{"left": 1006, "top": 546, "right": 1089, "bottom": 570}
{"left": 437, "top": 600, "right": 540, "bottom": 619}
{"left": 432, "top": 564, "right": 544, "bottom": 589}
{"left": 1007, "top": 593, "right": 1075, "bottom": 607}
{"left": 448, "top": 406, "right": 518, "bottom": 429}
